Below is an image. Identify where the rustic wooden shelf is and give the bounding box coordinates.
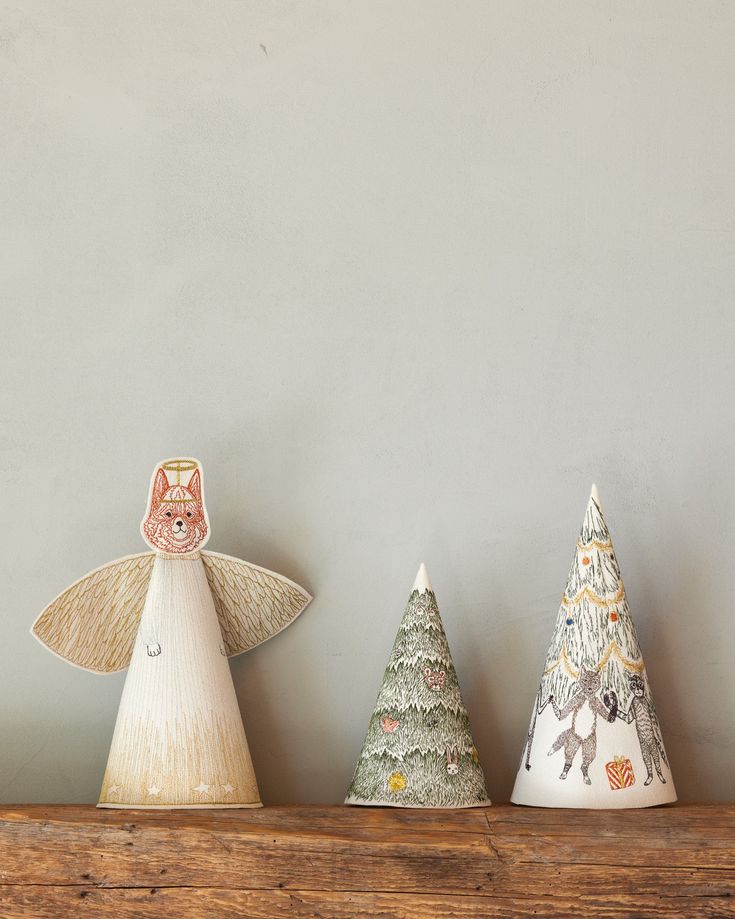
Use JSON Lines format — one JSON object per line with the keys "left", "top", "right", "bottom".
{"left": 0, "top": 804, "right": 733, "bottom": 917}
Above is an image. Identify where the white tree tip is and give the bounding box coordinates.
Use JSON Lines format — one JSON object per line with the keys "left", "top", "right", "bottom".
{"left": 590, "top": 483, "right": 602, "bottom": 508}
{"left": 412, "top": 563, "right": 433, "bottom": 594}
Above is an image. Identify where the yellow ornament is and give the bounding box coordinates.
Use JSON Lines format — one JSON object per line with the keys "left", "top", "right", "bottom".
{"left": 387, "top": 771, "right": 407, "bottom": 794}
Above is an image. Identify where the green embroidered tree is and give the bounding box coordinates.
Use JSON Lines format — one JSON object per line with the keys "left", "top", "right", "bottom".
{"left": 345, "top": 564, "right": 490, "bottom": 808}
{"left": 540, "top": 485, "right": 645, "bottom": 709}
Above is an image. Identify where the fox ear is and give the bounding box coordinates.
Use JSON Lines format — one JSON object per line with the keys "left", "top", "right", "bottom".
{"left": 150, "top": 468, "right": 169, "bottom": 510}
{"left": 187, "top": 469, "right": 202, "bottom": 503}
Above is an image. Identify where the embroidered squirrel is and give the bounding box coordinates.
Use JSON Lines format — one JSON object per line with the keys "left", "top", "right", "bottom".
{"left": 548, "top": 667, "right": 618, "bottom": 784}
{"left": 615, "top": 674, "right": 668, "bottom": 786}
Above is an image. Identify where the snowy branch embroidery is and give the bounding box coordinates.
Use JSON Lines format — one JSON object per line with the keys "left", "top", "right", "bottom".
{"left": 346, "top": 566, "right": 490, "bottom": 808}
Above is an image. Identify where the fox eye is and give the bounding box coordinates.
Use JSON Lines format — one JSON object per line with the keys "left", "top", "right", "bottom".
{"left": 165, "top": 511, "right": 172, "bottom": 517}
{"left": 186, "top": 511, "right": 192, "bottom": 517}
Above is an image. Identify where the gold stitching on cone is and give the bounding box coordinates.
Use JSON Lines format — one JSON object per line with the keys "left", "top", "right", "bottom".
{"left": 562, "top": 584, "right": 626, "bottom": 607}
{"left": 543, "top": 639, "right": 644, "bottom": 679}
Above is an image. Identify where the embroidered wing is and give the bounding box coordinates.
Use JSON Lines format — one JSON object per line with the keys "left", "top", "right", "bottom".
{"left": 201, "top": 550, "right": 312, "bottom": 656}
{"left": 31, "top": 553, "right": 155, "bottom": 674}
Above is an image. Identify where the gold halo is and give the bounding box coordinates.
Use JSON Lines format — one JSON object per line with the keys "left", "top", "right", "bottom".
{"left": 162, "top": 460, "right": 198, "bottom": 473}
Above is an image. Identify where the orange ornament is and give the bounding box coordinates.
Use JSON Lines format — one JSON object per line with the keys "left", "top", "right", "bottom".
{"left": 610, "top": 611, "right": 618, "bottom": 622}
{"left": 582, "top": 556, "right": 591, "bottom": 566}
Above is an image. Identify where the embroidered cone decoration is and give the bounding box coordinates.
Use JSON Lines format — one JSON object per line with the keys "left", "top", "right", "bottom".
{"left": 31, "top": 458, "right": 312, "bottom": 809}
{"left": 511, "top": 485, "right": 676, "bottom": 808}
{"left": 346, "top": 564, "right": 490, "bottom": 808}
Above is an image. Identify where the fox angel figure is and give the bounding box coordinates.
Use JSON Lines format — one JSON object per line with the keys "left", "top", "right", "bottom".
{"left": 31, "top": 458, "right": 312, "bottom": 809}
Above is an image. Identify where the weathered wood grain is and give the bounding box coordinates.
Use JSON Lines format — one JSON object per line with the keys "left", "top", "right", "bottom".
{"left": 0, "top": 805, "right": 732, "bottom": 917}
{"left": 3, "top": 886, "right": 735, "bottom": 919}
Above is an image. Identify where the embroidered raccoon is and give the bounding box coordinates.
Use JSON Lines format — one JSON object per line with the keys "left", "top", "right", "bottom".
{"left": 548, "top": 667, "right": 618, "bottom": 784}
{"left": 616, "top": 674, "right": 668, "bottom": 786}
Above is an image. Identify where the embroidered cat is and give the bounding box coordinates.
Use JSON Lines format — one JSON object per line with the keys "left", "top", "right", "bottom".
{"left": 615, "top": 674, "right": 668, "bottom": 786}
{"left": 548, "top": 667, "right": 618, "bottom": 784}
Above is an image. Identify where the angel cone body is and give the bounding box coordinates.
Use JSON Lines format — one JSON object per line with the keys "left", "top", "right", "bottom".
{"left": 31, "top": 458, "right": 312, "bottom": 809}
{"left": 511, "top": 486, "right": 676, "bottom": 809}
{"left": 345, "top": 564, "right": 490, "bottom": 808}
{"left": 100, "top": 554, "right": 260, "bottom": 808}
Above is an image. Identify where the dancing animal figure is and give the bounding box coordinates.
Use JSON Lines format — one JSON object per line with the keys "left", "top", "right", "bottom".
{"left": 548, "top": 667, "right": 618, "bottom": 785}
{"left": 616, "top": 674, "right": 668, "bottom": 786}
{"left": 521, "top": 687, "right": 551, "bottom": 771}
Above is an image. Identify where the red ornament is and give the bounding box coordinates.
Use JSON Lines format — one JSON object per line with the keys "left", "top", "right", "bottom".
{"left": 380, "top": 716, "right": 399, "bottom": 733}
{"left": 609, "top": 611, "right": 619, "bottom": 622}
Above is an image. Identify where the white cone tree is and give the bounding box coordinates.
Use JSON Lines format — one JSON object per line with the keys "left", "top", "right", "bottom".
{"left": 511, "top": 486, "right": 676, "bottom": 808}
{"left": 346, "top": 564, "right": 490, "bottom": 808}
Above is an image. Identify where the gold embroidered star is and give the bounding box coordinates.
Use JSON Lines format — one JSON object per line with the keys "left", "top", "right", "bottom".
{"left": 222, "top": 783, "right": 235, "bottom": 795}
{"left": 193, "top": 782, "right": 210, "bottom": 794}
{"left": 147, "top": 784, "right": 161, "bottom": 796}
{"left": 107, "top": 784, "right": 121, "bottom": 796}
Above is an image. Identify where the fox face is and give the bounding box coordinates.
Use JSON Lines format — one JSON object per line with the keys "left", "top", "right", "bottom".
{"left": 141, "top": 461, "right": 209, "bottom": 553}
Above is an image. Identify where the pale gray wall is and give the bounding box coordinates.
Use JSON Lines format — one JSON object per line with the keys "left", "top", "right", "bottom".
{"left": 1, "top": 0, "right": 733, "bottom": 804}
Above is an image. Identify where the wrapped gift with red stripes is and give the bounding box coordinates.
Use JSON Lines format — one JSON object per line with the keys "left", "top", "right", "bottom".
{"left": 606, "top": 756, "right": 635, "bottom": 790}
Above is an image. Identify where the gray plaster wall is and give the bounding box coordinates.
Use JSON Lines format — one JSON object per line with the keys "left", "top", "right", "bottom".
{"left": 1, "top": 0, "right": 733, "bottom": 804}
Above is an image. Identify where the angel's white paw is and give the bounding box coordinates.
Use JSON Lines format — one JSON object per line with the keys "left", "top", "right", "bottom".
{"left": 146, "top": 643, "right": 161, "bottom": 657}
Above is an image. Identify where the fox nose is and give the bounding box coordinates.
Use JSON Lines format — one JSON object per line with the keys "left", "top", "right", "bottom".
{"left": 175, "top": 519, "right": 183, "bottom": 527}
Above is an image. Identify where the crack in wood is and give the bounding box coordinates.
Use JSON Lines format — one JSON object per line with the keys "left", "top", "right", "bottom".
{"left": 3, "top": 884, "right": 734, "bottom": 901}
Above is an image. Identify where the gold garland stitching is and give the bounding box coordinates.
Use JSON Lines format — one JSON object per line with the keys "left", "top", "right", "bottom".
{"left": 577, "top": 538, "right": 613, "bottom": 551}
{"left": 596, "top": 639, "right": 645, "bottom": 673}
{"left": 549, "top": 643, "right": 578, "bottom": 679}
{"left": 543, "top": 639, "right": 643, "bottom": 678}
{"left": 562, "top": 584, "right": 625, "bottom": 607}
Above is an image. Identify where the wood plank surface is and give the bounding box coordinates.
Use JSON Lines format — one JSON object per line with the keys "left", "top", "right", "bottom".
{"left": 0, "top": 804, "right": 732, "bottom": 917}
